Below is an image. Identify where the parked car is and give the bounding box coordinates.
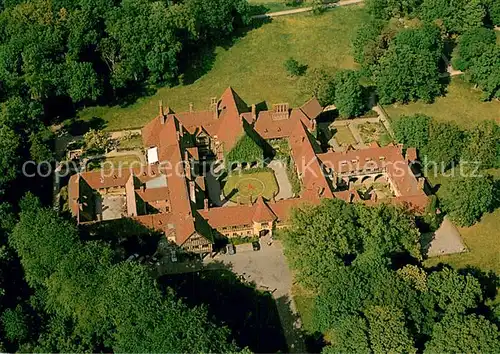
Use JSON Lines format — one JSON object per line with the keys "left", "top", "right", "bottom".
{"left": 170, "top": 250, "right": 177, "bottom": 262}
{"left": 252, "top": 241, "right": 261, "bottom": 251}
{"left": 226, "top": 243, "right": 236, "bottom": 255}
{"left": 126, "top": 253, "right": 139, "bottom": 262}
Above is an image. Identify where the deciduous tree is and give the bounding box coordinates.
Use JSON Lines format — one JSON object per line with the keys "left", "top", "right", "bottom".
{"left": 334, "top": 70, "right": 364, "bottom": 118}
{"left": 440, "top": 175, "right": 495, "bottom": 226}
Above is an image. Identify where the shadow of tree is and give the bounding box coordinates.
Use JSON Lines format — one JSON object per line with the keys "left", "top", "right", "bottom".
{"left": 66, "top": 116, "right": 107, "bottom": 136}
{"left": 157, "top": 263, "right": 288, "bottom": 353}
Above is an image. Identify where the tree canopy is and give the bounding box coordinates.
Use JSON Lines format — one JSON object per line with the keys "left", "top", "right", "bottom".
{"left": 6, "top": 194, "right": 241, "bottom": 352}
{"left": 440, "top": 174, "right": 496, "bottom": 227}
{"left": 334, "top": 69, "right": 365, "bottom": 118}
{"left": 375, "top": 26, "right": 442, "bottom": 104}
{"left": 281, "top": 199, "right": 500, "bottom": 353}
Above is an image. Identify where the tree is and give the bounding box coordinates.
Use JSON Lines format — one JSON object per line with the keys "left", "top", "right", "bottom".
{"left": 365, "top": 305, "right": 417, "bottom": 354}
{"left": 468, "top": 46, "right": 500, "bottom": 100}
{"left": 451, "top": 28, "right": 497, "bottom": 71}
{"left": 461, "top": 120, "right": 500, "bottom": 169}
{"left": 29, "top": 129, "right": 54, "bottom": 163}
{"left": 9, "top": 193, "right": 79, "bottom": 286}
{"left": 83, "top": 128, "right": 111, "bottom": 153}
{"left": 65, "top": 61, "right": 101, "bottom": 102}
{"left": 299, "top": 67, "right": 335, "bottom": 106}
{"left": 0, "top": 125, "right": 20, "bottom": 187}
{"left": 366, "top": 0, "right": 421, "bottom": 20}
{"left": 375, "top": 27, "right": 442, "bottom": 104}
{"left": 323, "top": 315, "right": 370, "bottom": 353}
{"left": 420, "top": 0, "right": 486, "bottom": 34}
{"left": 334, "top": 70, "right": 364, "bottom": 118}
{"left": 393, "top": 114, "right": 431, "bottom": 150}
{"left": 427, "top": 267, "right": 482, "bottom": 313}
{"left": 484, "top": 0, "right": 500, "bottom": 25}
{"left": 283, "top": 58, "right": 306, "bottom": 77}
{"left": 440, "top": 175, "right": 495, "bottom": 226}
{"left": 1, "top": 305, "right": 29, "bottom": 344}
{"left": 353, "top": 20, "right": 397, "bottom": 76}
{"left": 425, "top": 314, "right": 500, "bottom": 353}
{"left": 424, "top": 121, "right": 464, "bottom": 169}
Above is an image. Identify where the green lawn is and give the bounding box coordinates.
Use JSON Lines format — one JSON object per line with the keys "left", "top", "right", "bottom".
{"left": 87, "top": 154, "right": 143, "bottom": 170}
{"left": 78, "top": 6, "right": 368, "bottom": 130}
{"left": 223, "top": 170, "right": 279, "bottom": 203}
{"left": 384, "top": 77, "right": 500, "bottom": 129}
{"left": 332, "top": 125, "right": 356, "bottom": 145}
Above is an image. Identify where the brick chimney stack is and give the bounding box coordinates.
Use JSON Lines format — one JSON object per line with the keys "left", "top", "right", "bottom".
{"left": 189, "top": 181, "right": 196, "bottom": 203}
{"left": 204, "top": 198, "right": 209, "bottom": 211}
{"left": 251, "top": 104, "right": 256, "bottom": 121}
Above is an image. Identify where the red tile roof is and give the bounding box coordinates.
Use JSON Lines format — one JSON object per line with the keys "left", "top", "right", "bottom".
{"left": 300, "top": 97, "right": 323, "bottom": 120}
{"left": 253, "top": 197, "right": 277, "bottom": 222}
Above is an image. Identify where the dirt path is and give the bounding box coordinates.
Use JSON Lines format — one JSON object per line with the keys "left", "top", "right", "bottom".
{"left": 252, "top": 0, "right": 364, "bottom": 19}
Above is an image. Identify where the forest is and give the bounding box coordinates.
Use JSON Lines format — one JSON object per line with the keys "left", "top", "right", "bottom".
{"left": 0, "top": 0, "right": 254, "bottom": 351}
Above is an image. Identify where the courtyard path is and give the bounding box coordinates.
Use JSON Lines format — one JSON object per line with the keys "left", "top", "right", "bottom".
{"left": 252, "top": 0, "right": 364, "bottom": 19}
{"left": 268, "top": 160, "right": 294, "bottom": 200}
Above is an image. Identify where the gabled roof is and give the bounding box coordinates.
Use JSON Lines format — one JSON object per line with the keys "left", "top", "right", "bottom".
{"left": 252, "top": 197, "right": 277, "bottom": 222}
{"left": 300, "top": 97, "right": 323, "bottom": 120}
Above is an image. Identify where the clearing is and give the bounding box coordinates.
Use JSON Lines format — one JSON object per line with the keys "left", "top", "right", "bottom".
{"left": 223, "top": 170, "right": 279, "bottom": 204}
{"left": 78, "top": 6, "right": 368, "bottom": 130}
{"left": 384, "top": 77, "right": 500, "bottom": 129}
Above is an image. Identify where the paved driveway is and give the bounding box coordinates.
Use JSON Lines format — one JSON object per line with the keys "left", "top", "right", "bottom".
{"left": 206, "top": 240, "right": 292, "bottom": 297}
{"left": 269, "top": 160, "right": 294, "bottom": 200}
{"left": 205, "top": 241, "right": 306, "bottom": 352}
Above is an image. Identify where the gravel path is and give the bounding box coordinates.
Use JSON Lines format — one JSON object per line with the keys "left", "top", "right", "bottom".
{"left": 252, "top": 0, "right": 364, "bottom": 19}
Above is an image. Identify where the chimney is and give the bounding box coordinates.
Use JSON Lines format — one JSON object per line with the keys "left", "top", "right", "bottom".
{"left": 189, "top": 103, "right": 193, "bottom": 112}
{"left": 189, "top": 181, "right": 196, "bottom": 203}
{"left": 176, "top": 131, "right": 180, "bottom": 141}
{"left": 179, "top": 121, "right": 183, "bottom": 137}
{"left": 185, "top": 159, "right": 191, "bottom": 180}
{"left": 251, "top": 104, "right": 256, "bottom": 121}
{"left": 272, "top": 103, "right": 289, "bottom": 120}
{"left": 204, "top": 198, "right": 209, "bottom": 211}
{"left": 184, "top": 151, "right": 189, "bottom": 161}
{"left": 159, "top": 100, "right": 164, "bottom": 117}
{"left": 140, "top": 185, "right": 145, "bottom": 192}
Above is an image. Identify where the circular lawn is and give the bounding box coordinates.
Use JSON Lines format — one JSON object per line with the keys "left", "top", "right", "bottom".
{"left": 222, "top": 171, "right": 279, "bottom": 204}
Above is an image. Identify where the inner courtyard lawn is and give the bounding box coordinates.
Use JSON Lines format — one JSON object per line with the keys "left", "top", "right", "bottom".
{"left": 384, "top": 77, "right": 500, "bottom": 129}
{"left": 223, "top": 171, "right": 279, "bottom": 204}
{"left": 78, "top": 6, "right": 368, "bottom": 131}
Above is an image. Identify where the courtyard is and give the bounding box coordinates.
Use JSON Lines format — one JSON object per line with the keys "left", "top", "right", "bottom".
{"left": 223, "top": 170, "right": 279, "bottom": 204}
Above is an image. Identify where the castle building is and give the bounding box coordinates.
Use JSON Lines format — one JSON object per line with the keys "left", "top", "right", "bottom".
{"left": 68, "top": 87, "right": 429, "bottom": 255}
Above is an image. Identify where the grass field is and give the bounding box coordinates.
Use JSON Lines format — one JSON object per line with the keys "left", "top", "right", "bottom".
{"left": 223, "top": 171, "right": 279, "bottom": 203}
{"left": 78, "top": 6, "right": 368, "bottom": 130}
{"left": 384, "top": 77, "right": 500, "bottom": 129}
